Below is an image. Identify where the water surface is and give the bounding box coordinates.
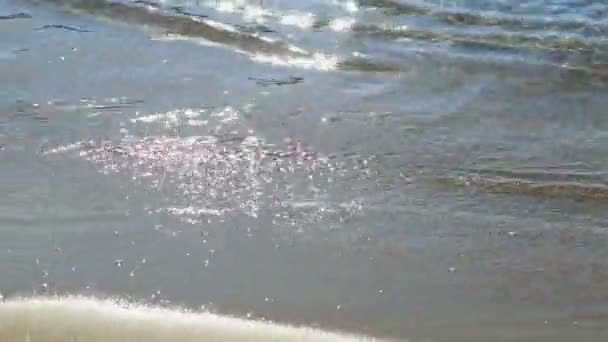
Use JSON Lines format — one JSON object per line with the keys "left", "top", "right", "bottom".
{"left": 1, "top": 0, "right": 608, "bottom": 341}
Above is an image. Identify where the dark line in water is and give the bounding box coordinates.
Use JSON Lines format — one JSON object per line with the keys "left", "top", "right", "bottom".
{"left": 170, "top": 6, "right": 208, "bottom": 19}
{"left": 35, "top": 24, "right": 91, "bottom": 32}
{"left": 132, "top": 0, "right": 159, "bottom": 7}
{"left": 248, "top": 76, "right": 303, "bottom": 86}
{"left": 358, "top": 0, "right": 428, "bottom": 16}
{"left": 91, "top": 104, "right": 133, "bottom": 110}
{"left": 0, "top": 12, "right": 32, "bottom": 20}
{"left": 337, "top": 58, "right": 407, "bottom": 73}
{"left": 464, "top": 167, "right": 608, "bottom": 184}
{"left": 235, "top": 24, "right": 275, "bottom": 34}
{"left": 435, "top": 175, "right": 608, "bottom": 201}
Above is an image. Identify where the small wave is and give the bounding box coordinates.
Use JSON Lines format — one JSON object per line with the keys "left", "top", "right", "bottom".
{"left": 0, "top": 296, "right": 389, "bottom": 342}
{"left": 30, "top": 0, "right": 608, "bottom": 75}
{"left": 354, "top": 24, "right": 605, "bottom": 54}
{"left": 352, "top": 0, "right": 608, "bottom": 75}
{"left": 152, "top": 31, "right": 338, "bottom": 71}
{"left": 352, "top": 21, "right": 608, "bottom": 78}
{"left": 358, "top": 0, "right": 608, "bottom": 35}
{"left": 42, "top": 0, "right": 354, "bottom": 72}
{"left": 41, "top": 0, "right": 308, "bottom": 57}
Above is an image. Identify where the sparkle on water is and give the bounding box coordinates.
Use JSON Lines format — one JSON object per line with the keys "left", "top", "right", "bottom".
{"left": 49, "top": 106, "right": 368, "bottom": 228}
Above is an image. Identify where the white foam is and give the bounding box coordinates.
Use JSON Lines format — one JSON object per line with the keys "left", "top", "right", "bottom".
{"left": 0, "top": 296, "right": 389, "bottom": 342}
{"left": 202, "top": 19, "right": 240, "bottom": 33}
{"left": 331, "top": 0, "right": 359, "bottom": 13}
{"left": 242, "top": 5, "right": 271, "bottom": 23}
{"left": 251, "top": 52, "right": 338, "bottom": 71}
{"left": 42, "top": 141, "right": 84, "bottom": 155}
{"left": 280, "top": 13, "right": 317, "bottom": 30}
{"left": 130, "top": 108, "right": 205, "bottom": 127}
{"left": 130, "top": 112, "right": 170, "bottom": 123}
{"left": 147, "top": 21, "right": 337, "bottom": 72}
{"left": 205, "top": 0, "right": 239, "bottom": 13}
{"left": 151, "top": 33, "right": 227, "bottom": 49}
{"left": 329, "top": 17, "right": 355, "bottom": 32}
{"left": 166, "top": 206, "right": 223, "bottom": 216}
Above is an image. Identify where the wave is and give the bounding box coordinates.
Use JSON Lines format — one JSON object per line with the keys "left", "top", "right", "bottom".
{"left": 351, "top": 0, "right": 608, "bottom": 77}
{"left": 27, "top": 0, "right": 379, "bottom": 72}
{"left": 354, "top": 24, "right": 606, "bottom": 54}
{"left": 26, "top": 0, "right": 608, "bottom": 76}
{"left": 0, "top": 296, "right": 390, "bottom": 342}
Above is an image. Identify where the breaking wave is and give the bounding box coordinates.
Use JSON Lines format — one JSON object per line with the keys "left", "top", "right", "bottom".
{"left": 0, "top": 296, "right": 390, "bottom": 342}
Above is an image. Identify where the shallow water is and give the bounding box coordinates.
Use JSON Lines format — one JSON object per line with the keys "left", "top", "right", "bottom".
{"left": 1, "top": 0, "right": 608, "bottom": 341}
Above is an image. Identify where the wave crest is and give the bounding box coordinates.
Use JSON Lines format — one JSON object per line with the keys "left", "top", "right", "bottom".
{"left": 0, "top": 296, "right": 390, "bottom": 342}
